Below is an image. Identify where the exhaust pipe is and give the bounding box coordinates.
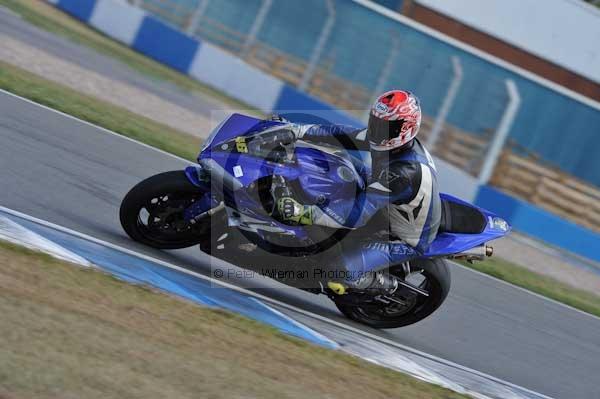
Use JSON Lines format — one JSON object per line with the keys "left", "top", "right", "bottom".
{"left": 191, "top": 201, "right": 225, "bottom": 223}
{"left": 451, "top": 245, "right": 493, "bottom": 262}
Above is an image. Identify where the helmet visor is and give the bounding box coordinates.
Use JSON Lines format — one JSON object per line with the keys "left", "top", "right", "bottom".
{"left": 368, "top": 115, "right": 405, "bottom": 147}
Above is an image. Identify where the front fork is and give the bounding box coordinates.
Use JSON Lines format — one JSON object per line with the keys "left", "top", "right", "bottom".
{"left": 184, "top": 165, "right": 209, "bottom": 189}
{"left": 183, "top": 165, "right": 221, "bottom": 222}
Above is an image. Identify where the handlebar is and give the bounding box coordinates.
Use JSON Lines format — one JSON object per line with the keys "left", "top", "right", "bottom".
{"left": 245, "top": 128, "right": 296, "bottom": 156}
{"left": 251, "top": 128, "right": 295, "bottom": 146}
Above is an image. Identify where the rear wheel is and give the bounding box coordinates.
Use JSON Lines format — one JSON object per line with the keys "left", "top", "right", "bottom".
{"left": 119, "top": 171, "right": 210, "bottom": 249}
{"left": 334, "top": 258, "right": 451, "bottom": 329}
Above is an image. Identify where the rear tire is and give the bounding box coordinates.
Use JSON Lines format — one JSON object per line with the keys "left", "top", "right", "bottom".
{"left": 120, "top": 171, "right": 209, "bottom": 249}
{"left": 334, "top": 258, "right": 451, "bottom": 329}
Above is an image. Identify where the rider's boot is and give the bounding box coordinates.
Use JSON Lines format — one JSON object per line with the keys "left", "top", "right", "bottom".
{"left": 328, "top": 270, "right": 399, "bottom": 296}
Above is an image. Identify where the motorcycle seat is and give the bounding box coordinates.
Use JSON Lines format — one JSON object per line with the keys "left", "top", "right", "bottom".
{"left": 439, "top": 199, "right": 487, "bottom": 234}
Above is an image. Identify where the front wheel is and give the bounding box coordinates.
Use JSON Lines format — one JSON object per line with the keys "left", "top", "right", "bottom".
{"left": 334, "top": 258, "right": 451, "bottom": 329}
{"left": 119, "top": 171, "right": 210, "bottom": 249}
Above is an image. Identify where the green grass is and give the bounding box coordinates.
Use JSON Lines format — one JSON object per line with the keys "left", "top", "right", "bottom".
{"left": 0, "top": 240, "right": 470, "bottom": 399}
{"left": 0, "top": 0, "right": 262, "bottom": 113}
{"left": 461, "top": 257, "right": 600, "bottom": 317}
{"left": 0, "top": 61, "right": 200, "bottom": 161}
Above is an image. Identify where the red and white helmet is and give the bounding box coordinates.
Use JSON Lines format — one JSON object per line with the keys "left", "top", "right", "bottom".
{"left": 368, "top": 90, "right": 422, "bottom": 151}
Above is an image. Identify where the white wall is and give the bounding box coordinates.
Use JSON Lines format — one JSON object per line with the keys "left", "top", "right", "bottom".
{"left": 90, "top": 0, "right": 145, "bottom": 46}
{"left": 416, "top": 0, "right": 600, "bottom": 84}
{"left": 188, "top": 43, "right": 283, "bottom": 112}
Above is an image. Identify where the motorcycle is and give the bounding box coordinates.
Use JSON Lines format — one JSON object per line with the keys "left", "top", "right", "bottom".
{"left": 120, "top": 113, "right": 510, "bottom": 329}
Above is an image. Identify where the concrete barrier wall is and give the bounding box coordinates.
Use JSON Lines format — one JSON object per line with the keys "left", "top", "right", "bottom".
{"left": 89, "top": 0, "right": 145, "bottom": 45}
{"left": 46, "top": 0, "right": 600, "bottom": 263}
{"left": 189, "top": 44, "right": 283, "bottom": 112}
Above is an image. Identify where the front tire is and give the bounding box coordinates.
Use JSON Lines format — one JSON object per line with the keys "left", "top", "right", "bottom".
{"left": 120, "top": 171, "right": 209, "bottom": 249}
{"left": 334, "top": 258, "right": 451, "bottom": 329}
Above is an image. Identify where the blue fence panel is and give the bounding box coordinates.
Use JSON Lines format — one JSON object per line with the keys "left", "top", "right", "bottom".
{"left": 56, "top": 0, "right": 97, "bottom": 22}
{"left": 133, "top": 16, "right": 200, "bottom": 73}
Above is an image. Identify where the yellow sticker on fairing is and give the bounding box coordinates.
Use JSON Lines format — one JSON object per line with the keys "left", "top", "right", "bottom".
{"left": 235, "top": 137, "right": 248, "bottom": 153}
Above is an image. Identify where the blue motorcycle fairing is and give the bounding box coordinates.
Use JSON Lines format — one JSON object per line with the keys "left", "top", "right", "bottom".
{"left": 424, "top": 193, "right": 510, "bottom": 257}
{"left": 296, "top": 146, "right": 365, "bottom": 203}
{"left": 182, "top": 165, "right": 221, "bottom": 222}
{"left": 204, "top": 151, "right": 300, "bottom": 188}
{"left": 184, "top": 165, "right": 209, "bottom": 188}
{"left": 199, "top": 113, "right": 284, "bottom": 160}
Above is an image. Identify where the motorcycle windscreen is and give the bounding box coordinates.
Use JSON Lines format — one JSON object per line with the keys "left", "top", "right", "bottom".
{"left": 200, "top": 113, "right": 284, "bottom": 157}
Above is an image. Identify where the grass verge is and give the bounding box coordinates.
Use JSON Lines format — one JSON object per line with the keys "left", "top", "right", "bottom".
{"left": 0, "top": 61, "right": 200, "bottom": 161}
{"left": 0, "top": 0, "right": 261, "bottom": 113}
{"left": 0, "top": 240, "right": 469, "bottom": 399}
{"left": 460, "top": 257, "right": 600, "bottom": 318}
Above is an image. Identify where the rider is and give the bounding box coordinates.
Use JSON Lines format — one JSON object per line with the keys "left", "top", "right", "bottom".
{"left": 273, "top": 90, "right": 441, "bottom": 295}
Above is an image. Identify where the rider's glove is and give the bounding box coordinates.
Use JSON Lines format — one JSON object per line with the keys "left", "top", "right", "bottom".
{"left": 276, "top": 197, "right": 313, "bottom": 225}
{"left": 288, "top": 124, "right": 306, "bottom": 141}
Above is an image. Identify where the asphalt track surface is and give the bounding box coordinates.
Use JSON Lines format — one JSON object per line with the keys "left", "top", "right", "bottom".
{"left": 2, "top": 91, "right": 600, "bottom": 399}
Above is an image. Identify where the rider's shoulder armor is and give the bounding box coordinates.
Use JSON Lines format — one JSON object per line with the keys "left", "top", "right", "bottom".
{"left": 372, "top": 139, "right": 437, "bottom": 204}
